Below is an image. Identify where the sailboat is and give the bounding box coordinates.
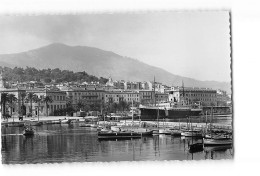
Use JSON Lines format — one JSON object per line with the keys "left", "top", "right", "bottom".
{"left": 188, "top": 119, "right": 203, "bottom": 153}
{"left": 181, "top": 117, "right": 202, "bottom": 137}
{"left": 129, "top": 100, "right": 153, "bottom": 136}
{"left": 203, "top": 107, "right": 232, "bottom": 146}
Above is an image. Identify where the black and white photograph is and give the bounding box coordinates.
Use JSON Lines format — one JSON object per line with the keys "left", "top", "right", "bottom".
{"left": 0, "top": 11, "right": 233, "bottom": 164}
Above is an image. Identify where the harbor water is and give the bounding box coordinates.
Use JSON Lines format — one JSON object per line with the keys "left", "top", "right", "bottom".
{"left": 1, "top": 121, "right": 233, "bottom": 164}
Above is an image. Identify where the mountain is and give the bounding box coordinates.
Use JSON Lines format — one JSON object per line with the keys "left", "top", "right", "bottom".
{"left": 0, "top": 43, "right": 231, "bottom": 93}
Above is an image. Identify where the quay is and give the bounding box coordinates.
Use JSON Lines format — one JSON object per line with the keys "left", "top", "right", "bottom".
{"left": 1, "top": 115, "right": 232, "bottom": 132}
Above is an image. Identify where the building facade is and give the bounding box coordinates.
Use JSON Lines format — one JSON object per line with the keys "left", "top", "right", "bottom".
{"left": 104, "top": 91, "right": 140, "bottom": 103}
{"left": 170, "top": 87, "right": 217, "bottom": 106}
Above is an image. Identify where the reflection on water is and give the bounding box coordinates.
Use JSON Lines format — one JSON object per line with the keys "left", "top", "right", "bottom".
{"left": 1, "top": 124, "right": 233, "bottom": 164}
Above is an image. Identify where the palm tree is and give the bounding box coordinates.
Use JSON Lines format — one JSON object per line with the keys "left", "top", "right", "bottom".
{"left": 25, "top": 92, "right": 37, "bottom": 116}
{"left": 20, "top": 92, "right": 27, "bottom": 116}
{"left": 7, "top": 94, "right": 18, "bottom": 122}
{"left": 1, "top": 93, "right": 9, "bottom": 119}
{"left": 33, "top": 96, "right": 43, "bottom": 122}
{"left": 43, "top": 96, "right": 53, "bottom": 117}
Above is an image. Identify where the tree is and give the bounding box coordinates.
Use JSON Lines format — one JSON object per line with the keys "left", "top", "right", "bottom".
{"left": 1, "top": 93, "right": 9, "bottom": 119}
{"left": 33, "top": 96, "right": 43, "bottom": 121}
{"left": 20, "top": 92, "right": 27, "bottom": 116}
{"left": 42, "top": 96, "right": 53, "bottom": 117}
{"left": 7, "top": 94, "right": 17, "bottom": 122}
{"left": 25, "top": 92, "right": 37, "bottom": 115}
{"left": 76, "top": 100, "right": 85, "bottom": 111}
{"left": 118, "top": 100, "right": 128, "bottom": 112}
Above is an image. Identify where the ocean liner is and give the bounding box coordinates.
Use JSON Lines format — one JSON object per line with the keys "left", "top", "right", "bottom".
{"left": 139, "top": 103, "right": 202, "bottom": 121}
{"left": 139, "top": 79, "right": 202, "bottom": 121}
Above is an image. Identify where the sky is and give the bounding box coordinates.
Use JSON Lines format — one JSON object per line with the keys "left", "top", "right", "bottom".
{"left": 0, "top": 11, "right": 231, "bottom": 82}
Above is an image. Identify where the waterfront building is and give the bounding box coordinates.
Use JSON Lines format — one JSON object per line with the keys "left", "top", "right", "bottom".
{"left": 104, "top": 91, "right": 140, "bottom": 103}
{"left": 169, "top": 86, "right": 217, "bottom": 106}
{"left": 25, "top": 88, "right": 67, "bottom": 116}
{"left": 155, "top": 92, "right": 168, "bottom": 103}
{"left": 139, "top": 90, "right": 155, "bottom": 105}
{"left": 61, "top": 87, "right": 105, "bottom": 108}
{"left": 0, "top": 88, "right": 26, "bottom": 117}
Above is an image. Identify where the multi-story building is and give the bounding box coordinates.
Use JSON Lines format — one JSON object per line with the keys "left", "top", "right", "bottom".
{"left": 155, "top": 92, "right": 168, "bottom": 103}
{"left": 169, "top": 86, "right": 217, "bottom": 106}
{"left": 113, "top": 80, "right": 125, "bottom": 90}
{"left": 104, "top": 91, "right": 140, "bottom": 103}
{"left": 139, "top": 90, "right": 155, "bottom": 105}
{"left": 61, "top": 87, "right": 105, "bottom": 108}
{"left": 26, "top": 88, "right": 67, "bottom": 116}
{"left": 124, "top": 81, "right": 141, "bottom": 90}
{"left": 140, "top": 81, "right": 153, "bottom": 90}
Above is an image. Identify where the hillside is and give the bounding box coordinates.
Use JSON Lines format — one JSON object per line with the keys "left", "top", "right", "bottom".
{"left": 0, "top": 43, "right": 231, "bottom": 93}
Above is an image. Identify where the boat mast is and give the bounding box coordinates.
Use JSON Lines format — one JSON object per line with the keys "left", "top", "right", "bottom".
{"left": 132, "top": 99, "right": 134, "bottom": 126}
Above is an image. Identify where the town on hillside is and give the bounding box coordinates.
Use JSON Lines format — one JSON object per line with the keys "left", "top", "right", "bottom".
{"left": 0, "top": 69, "right": 231, "bottom": 119}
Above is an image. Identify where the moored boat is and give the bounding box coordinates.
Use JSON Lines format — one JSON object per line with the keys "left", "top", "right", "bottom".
{"left": 79, "top": 123, "right": 92, "bottom": 127}
{"left": 97, "top": 131, "right": 142, "bottom": 139}
{"left": 189, "top": 143, "right": 204, "bottom": 153}
{"left": 181, "top": 130, "right": 202, "bottom": 137}
{"left": 23, "top": 126, "right": 35, "bottom": 136}
{"left": 170, "top": 129, "right": 182, "bottom": 136}
{"left": 203, "top": 138, "right": 232, "bottom": 146}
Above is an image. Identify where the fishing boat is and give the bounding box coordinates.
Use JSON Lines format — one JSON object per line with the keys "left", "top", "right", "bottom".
{"left": 23, "top": 126, "right": 35, "bottom": 136}
{"left": 181, "top": 130, "right": 202, "bottom": 137}
{"left": 203, "top": 138, "right": 232, "bottom": 146}
{"left": 97, "top": 131, "right": 142, "bottom": 139}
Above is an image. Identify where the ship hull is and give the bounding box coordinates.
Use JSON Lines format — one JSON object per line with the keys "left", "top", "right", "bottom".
{"left": 140, "top": 108, "right": 202, "bottom": 121}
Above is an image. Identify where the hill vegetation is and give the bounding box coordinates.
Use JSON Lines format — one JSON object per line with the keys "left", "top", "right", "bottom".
{"left": 0, "top": 66, "right": 108, "bottom": 84}
{"left": 0, "top": 43, "right": 231, "bottom": 93}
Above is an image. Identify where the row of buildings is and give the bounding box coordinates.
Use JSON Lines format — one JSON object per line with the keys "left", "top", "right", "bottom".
{"left": 0, "top": 73, "right": 231, "bottom": 117}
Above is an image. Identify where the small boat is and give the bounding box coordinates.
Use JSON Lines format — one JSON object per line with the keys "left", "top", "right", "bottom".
{"left": 170, "top": 130, "right": 182, "bottom": 137}
{"left": 60, "top": 119, "right": 72, "bottom": 124}
{"left": 97, "top": 131, "right": 142, "bottom": 139}
{"left": 189, "top": 143, "right": 204, "bottom": 153}
{"left": 23, "top": 126, "right": 35, "bottom": 136}
{"left": 90, "top": 124, "right": 98, "bottom": 128}
{"left": 8, "top": 122, "right": 24, "bottom": 127}
{"left": 158, "top": 128, "right": 172, "bottom": 135}
{"left": 29, "top": 121, "right": 43, "bottom": 126}
{"left": 204, "top": 145, "right": 232, "bottom": 152}
{"left": 79, "top": 123, "right": 92, "bottom": 127}
{"left": 129, "top": 128, "right": 154, "bottom": 136}
{"left": 181, "top": 130, "right": 203, "bottom": 137}
{"left": 203, "top": 138, "right": 232, "bottom": 146}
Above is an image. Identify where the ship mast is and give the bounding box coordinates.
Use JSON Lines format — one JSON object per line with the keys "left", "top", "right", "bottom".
{"left": 154, "top": 76, "right": 156, "bottom": 106}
